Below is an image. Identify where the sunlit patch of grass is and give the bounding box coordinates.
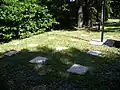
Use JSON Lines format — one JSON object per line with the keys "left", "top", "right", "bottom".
{"left": 108, "top": 19, "right": 120, "bottom": 23}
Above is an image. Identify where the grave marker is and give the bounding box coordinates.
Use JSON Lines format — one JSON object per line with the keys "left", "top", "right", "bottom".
{"left": 29, "top": 56, "right": 48, "bottom": 64}
{"left": 4, "top": 50, "right": 19, "bottom": 56}
{"left": 67, "top": 64, "right": 89, "bottom": 75}
{"left": 89, "top": 39, "right": 107, "bottom": 45}
{"left": 87, "top": 50, "right": 102, "bottom": 56}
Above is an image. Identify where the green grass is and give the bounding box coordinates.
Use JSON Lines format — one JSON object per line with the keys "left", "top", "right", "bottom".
{"left": 0, "top": 20, "right": 120, "bottom": 89}
{"left": 107, "top": 19, "right": 120, "bottom": 23}
{"left": 105, "top": 19, "right": 120, "bottom": 33}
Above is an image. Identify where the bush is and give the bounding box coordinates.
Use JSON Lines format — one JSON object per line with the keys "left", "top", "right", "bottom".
{"left": 0, "top": 1, "right": 58, "bottom": 42}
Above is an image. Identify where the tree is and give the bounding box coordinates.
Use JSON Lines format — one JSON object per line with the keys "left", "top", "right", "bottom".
{"left": 37, "top": 0, "right": 109, "bottom": 29}
{"left": 110, "top": 0, "right": 120, "bottom": 18}
{"left": 77, "top": 0, "right": 101, "bottom": 28}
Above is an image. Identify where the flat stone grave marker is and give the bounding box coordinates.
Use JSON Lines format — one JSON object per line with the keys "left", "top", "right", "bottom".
{"left": 56, "top": 46, "right": 68, "bottom": 51}
{"left": 4, "top": 50, "right": 19, "bottom": 56}
{"left": 29, "top": 56, "right": 48, "bottom": 64}
{"left": 104, "top": 39, "right": 120, "bottom": 48}
{"left": 87, "top": 50, "right": 102, "bottom": 56}
{"left": 103, "top": 39, "right": 115, "bottom": 47}
{"left": 67, "top": 64, "right": 89, "bottom": 75}
{"left": 70, "top": 0, "right": 75, "bottom": 2}
{"left": 29, "top": 56, "right": 48, "bottom": 75}
{"left": 111, "top": 40, "right": 120, "bottom": 48}
{"left": 89, "top": 39, "right": 107, "bottom": 45}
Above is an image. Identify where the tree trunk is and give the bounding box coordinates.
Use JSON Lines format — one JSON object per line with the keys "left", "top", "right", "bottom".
{"left": 77, "top": 6, "right": 83, "bottom": 28}
{"left": 77, "top": 0, "right": 92, "bottom": 28}
{"left": 96, "top": 7, "right": 101, "bottom": 31}
{"left": 88, "top": 2, "right": 92, "bottom": 27}
{"left": 83, "top": 0, "right": 92, "bottom": 27}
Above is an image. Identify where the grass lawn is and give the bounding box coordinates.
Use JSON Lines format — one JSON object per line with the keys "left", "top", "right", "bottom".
{"left": 0, "top": 20, "right": 120, "bottom": 89}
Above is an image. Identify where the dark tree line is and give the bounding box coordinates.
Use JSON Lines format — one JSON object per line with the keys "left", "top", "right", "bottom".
{"left": 110, "top": 0, "right": 120, "bottom": 18}
{"left": 41, "top": 0, "right": 120, "bottom": 29}
{"left": 0, "top": 0, "right": 119, "bottom": 42}
{"left": 39, "top": 0, "right": 104, "bottom": 29}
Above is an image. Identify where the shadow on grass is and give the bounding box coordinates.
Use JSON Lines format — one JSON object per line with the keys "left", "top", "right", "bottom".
{"left": 105, "top": 27, "right": 120, "bottom": 32}
{"left": 0, "top": 46, "right": 120, "bottom": 89}
{"left": 87, "top": 21, "right": 120, "bottom": 32}
{"left": 103, "top": 21, "right": 120, "bottom": 32}
{"left": 105, "top": 22, "right": 120, "bottom": 27}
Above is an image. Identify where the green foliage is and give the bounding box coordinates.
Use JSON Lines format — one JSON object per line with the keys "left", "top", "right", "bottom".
{"left": 110, "top": 0, "right": 120, "bottom": 18}
{"left": 39, "top": 0, "right": 74, "bottom": 28}
{"left": 91, "top": 7, "right": 97, "bottom": 23}
{"left": 0, "top": 0, "right": 58, "bottom": 42}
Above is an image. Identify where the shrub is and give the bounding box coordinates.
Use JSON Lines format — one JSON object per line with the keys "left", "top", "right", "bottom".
{"left": 0, "top": 1, "right": 58, "bottom": 42}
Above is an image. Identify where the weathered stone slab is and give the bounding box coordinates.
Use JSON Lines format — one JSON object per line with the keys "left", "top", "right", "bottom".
{"left": 104, "top": 39, "right": 120, "bottom": 48}
{"left": 70, "top": 0, "right": 75, "bottom": 2}
{"left": 67, "top": 64, "right": 89, "bottom": 75}
{"left": 89, "top": 39, "right": 107, "bottom": 45}
{"left": 87, "top": 50, "right": 102, "bottom": 56}
{"left": 29, "top": 56, "right": 48, "bottom": 64}
{"left": 4, "top": 50, "right": 19, "bottom": 56}
{"left": 103, "top": 39, "right": 115, "bottom": 47}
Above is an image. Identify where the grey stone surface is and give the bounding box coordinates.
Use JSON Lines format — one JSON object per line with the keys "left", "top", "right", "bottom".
{"left": 104, "top": 39, "right": 115, "bottom": 47}
{"left": 70, "top": 0, "right": 75, "bottom": 2}
{"left": 89, "top": 39, "right": 107, "bottom": 45}
{"left": 87, "top": 50, "right": 102, "bottom": 56}
{"left": 29, "top": 56, "right": 48, "bottom": 64}
{"left": 67, "top": 64, "right": 89, "bottom": 75}
{"left": 4, "top": 50, "right": 18, "bottom": 56}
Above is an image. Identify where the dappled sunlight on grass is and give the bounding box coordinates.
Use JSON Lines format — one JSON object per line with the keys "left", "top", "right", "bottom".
{"left": 0, "top": 29, "right": 120, "bottom": 89}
